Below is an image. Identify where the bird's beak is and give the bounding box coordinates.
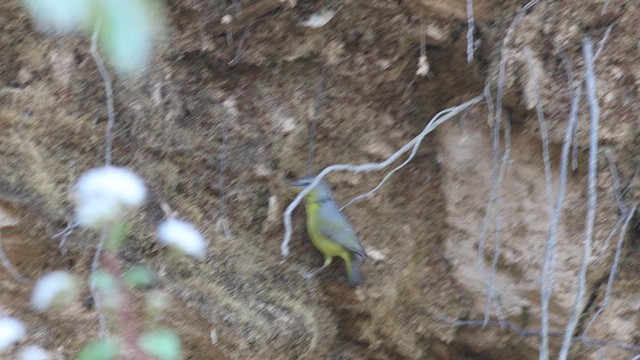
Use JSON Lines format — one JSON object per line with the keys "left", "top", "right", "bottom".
{"left": 289, "top": 183, "right": 305, "bottom": 193}
{"left": 289, "top": 179, "right": 312, "bottom": 193}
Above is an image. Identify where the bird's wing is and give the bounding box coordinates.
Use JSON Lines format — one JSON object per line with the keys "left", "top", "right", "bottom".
{"left": 318, "top": 200, "right": 366, "bottom": 258}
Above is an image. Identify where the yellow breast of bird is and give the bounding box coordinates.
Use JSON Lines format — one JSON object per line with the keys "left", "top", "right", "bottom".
{"left": 306, "top": 201, "right": 348, "bottom": 259}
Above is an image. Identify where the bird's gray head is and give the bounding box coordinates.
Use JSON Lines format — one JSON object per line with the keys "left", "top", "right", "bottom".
{"left": 290, "top": 177, "right": 333, "bottom": 200}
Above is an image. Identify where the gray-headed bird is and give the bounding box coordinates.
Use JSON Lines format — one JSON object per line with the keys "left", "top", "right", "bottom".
{"left": 291, "top": 178, "right": 366, "bottom": 287}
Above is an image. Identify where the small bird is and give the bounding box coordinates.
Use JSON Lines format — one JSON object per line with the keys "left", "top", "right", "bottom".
{"left": 291, "top": 178, "right": 366, "bottom": 287}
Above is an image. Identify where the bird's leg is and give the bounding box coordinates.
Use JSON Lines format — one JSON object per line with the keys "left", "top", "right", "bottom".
{"left": 300, "top": 257, "right": 332, "bottom": 280}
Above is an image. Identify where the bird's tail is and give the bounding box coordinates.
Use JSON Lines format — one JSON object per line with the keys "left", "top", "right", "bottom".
{"left": 346, "top": 255, "right": 363, "bottom": 287}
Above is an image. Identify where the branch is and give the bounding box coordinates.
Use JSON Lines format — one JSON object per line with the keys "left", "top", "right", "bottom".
{"left": 90, "top": 22, "right": 116, "bottom": 166}
{"left": 604, "top": 149, "right": 624, "bottom": 211}
{"left": 91, "top": 230, "right": 108, "bottom": 338}
{"left": 53, "top": 220, "right": 79, "bottom": 256}
{"left": 484, "top": 113, "right": 510, "bottom": 327}
{"left": 525, "top": 47, "right": 553, "bottom": 214}
{"left": 341, "top": 108, "right": 454, "bottom": 210}
{"left": 481, "top": 0, "right": 541, "bottom": 329}
{"left": 582, "top": 205, "right": 637, "bottom": 336}
{"left": 539, "top": 46, "right": 581, "bottom": 360}
{"left": 478, "top": 81, "right": 501, "bottom": 326}
{"left": 594, "top": 25, "right": 614, "bottom": 60}
{"left": 281, "top": 94, "right": 485, "bottom": 257}
{"left": 432, "top": 316, "right": 640, "bottom": 352}
{"left": 466, "top": 0, "right": 475, "bottom": 63}
{"left": 219, "top": 101, "right": 234, "bottom": 240}
{"left": 558, "top": 36, "right": 601, "bottom": 360}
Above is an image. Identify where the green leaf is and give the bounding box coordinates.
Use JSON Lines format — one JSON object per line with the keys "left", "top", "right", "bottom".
{"left": 92, "top": 270, "right": 117, "bottom": 294}
{"left": 91, "top": 270, "right": 122, "bottom": 309}
{"left": 98, "top": 0, "right": 166, "bottom": 75}
{"left": 139, "top": 329, "right": 181, "bottom": 360}
{"left": 77, "top": 338, "right": 117, "bottom": 360}
{"left": 124, "top": 266, "right": 155, "bottom": 289}
{"left": 106, "top": 221, "right": 129, "bottom": 251}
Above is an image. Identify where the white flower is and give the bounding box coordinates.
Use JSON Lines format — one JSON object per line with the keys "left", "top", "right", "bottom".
{"left": 23, "top": 0, "right": 94, "bottom": 34}
{"left": 0, "top": 317, "right": 26, "bottom": 352}
{"left": 31, "top": 271, "right": 79, "bottom": 312}
{"left": 75, "top": 166, "right": 147, "bottom": 228}
{"left": 18, "top": 345, "right": 50, "bottom": 360}
{"left": 157, "top": 219, "right": 207, "bottom": 259}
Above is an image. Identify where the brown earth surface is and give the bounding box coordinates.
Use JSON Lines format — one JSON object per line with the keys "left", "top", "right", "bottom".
{"left": 0, "top": 0, "right": 639, "bottom": 359}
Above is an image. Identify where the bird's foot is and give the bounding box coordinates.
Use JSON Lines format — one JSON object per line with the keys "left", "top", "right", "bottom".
{"left": 299, "top": 263, "right": 329, "bottom": 281}
{"left": 299, "top": 268, "right": 316, "bottom": 280}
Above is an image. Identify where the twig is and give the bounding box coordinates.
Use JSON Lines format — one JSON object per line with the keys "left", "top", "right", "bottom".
{"left": 219, "top": 101, "right": 235, "bottom": 240}
{"left": 220, "top": 114, "right": 229, "bottom": 230}
{"left": 604, "top": 149, "right": 624, "bottom": 211}
{"left": 223, "top": 0, "right": 242, "bottom": 46}
{"left": 281, "top": 94, "right": 485, "bottom": 256}
{"left": 571, "top": 113, "right": 580, "bottom": 171}
{"left": 568, "top": 25, "right": 612, "bottom": 171}
{"left": 222, "top": 15, "right": 234, "bottom": 46}
{"left": 558, "top": 37, "right": 601, "bottom": 360}
{"left": 102, "top": 251, "right": 148, "bottom": 359}
{"left": 229, "top": 20, "right": 255, "bottom": 66}
{"left": 553, "top": 41, "right": 583, "bottom": 175}
{"left": 306, "top": 66, "right": 327, "bottom": 177}
{"left": 231, "top": 0, "right": 243, "bottom": 19}
{"left": 466, "top": 0, "right": 475, "bottom": 63}
{"left": 494, "top": 0, "right": 540, "bottom": 104}
{"left": 0, "top": 230, "right": 31, "bottom": 284}
{"left": 485, "top": 111, "right": 510, "bottom": 328}
{"left": 482, "top": 63, "right": 507, "bottom": 328}
{"left": 478, "top": 81, "right": 499, "bottom": 325}
{"left": 594, "top": 25, "right": 614, "bottom": 60}
{"left": 91, "top": 229, "right": 108, "bottom": 338}
{"left": 483, "top": 79, "right": 495, "bottom": 127}
{"left": 567, "top": 83, "right": 581, "bottom": 174}
{"left": 89, "top": 21, "right": 115, "bottom": 339}
{"left": 593, "top": 208, "right": 624, "bottom": 264}
{"left": 53, "top": 220, "right": 79, "bottom": 256}
{"left": 431, "top": 316, "right": 640, "bottom": 352}
{"left": 620, "top": 167, "right": 639, "bottom": 200}
{"left": 525, "top": 47, "right": 554, "bottom": 214}
{"left": 582, "top": 205, "right": 637, "bottom": 337}
{"left": 483, "top": 47, "right": 511, "bottom": 328}
{"left": 90, "top": 22, "right": 116, "bottom": 166}
{"left": 601, "top": 0, "right": 611, "bottom": 14}
{"left": 481, "top": 0, "right": 541, "bottom": 329}
{"left": 538, "top": 46, "right": 581, "bottom": 360}
{"left": 341, "top": 107, "right": 453, "bottom": 210}
{"left": 481, "top": 86, "right": 512, "bottom": 328}
{"left": 525, "top": 49, "right": 558, "bottom": 349}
